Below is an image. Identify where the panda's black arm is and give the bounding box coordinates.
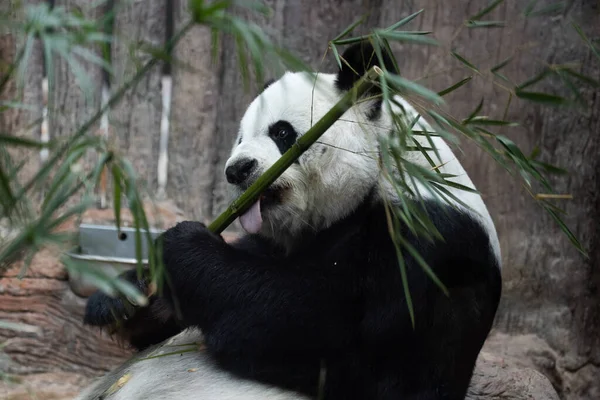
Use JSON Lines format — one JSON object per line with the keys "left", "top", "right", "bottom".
{"left": 159, "top": 221, "right": 358, "bottom": 357}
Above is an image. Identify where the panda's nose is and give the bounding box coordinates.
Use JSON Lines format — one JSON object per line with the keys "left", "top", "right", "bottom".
{"left": 225, "top": 158, "right": 257, "bottom": 185}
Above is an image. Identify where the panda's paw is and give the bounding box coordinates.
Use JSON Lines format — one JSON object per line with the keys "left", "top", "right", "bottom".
{"left": 83, "top": 289, "right": 136, "bottom": 328}
{"left": 161, "top": 220, "right": 224, "bottom": 252}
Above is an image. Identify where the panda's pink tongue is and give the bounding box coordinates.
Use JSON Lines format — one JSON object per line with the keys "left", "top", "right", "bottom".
{"left": 239, "top": 199, "right": 262, "bottom": 234}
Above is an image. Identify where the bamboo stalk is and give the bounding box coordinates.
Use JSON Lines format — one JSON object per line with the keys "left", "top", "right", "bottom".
{"left": 208, "top": 66, "right": 383, "bottom": 234}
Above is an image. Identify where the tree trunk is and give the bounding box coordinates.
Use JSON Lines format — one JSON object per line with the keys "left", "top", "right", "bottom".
{"left": 167, "top": 0, "right": 221, "bottom": 223}
{"left": 110, "top": 0, "right": 166, "bottom": 195}
{"left": 0, "top": 0, "right": 44, "bottom": 186}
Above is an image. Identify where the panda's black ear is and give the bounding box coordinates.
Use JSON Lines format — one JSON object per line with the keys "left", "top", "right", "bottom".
{"left": 260, "top": 78, "right": 276, "bottom": 93}
{"left": 334, "top": 41, "right": 397, "bottom": 93}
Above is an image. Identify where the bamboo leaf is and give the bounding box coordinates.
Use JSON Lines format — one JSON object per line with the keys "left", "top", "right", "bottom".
{"left": 463, "top": 98, "right": 484, "bottom": 124}
{"left": 466, "top": 20, "right": 505, "bottom": 28}
{"left": 525, "top": 2, "right": 566, "bottom": 17}
{"left": 0, "top": 135, "right": 51, "bottom": 148}
{"left": 515, "top": 90, "right": 569, "bottom": 105}
{"left": 470, "top": 0, "right": 504, "bottom": 20}
{"left": 332, "top": 15, "right": 366, "bottom": 41}
{"left": 491, "top": 56, "right": 513, "bottom": 72}
{"left": 437, "top": 76, "right": 472, "bottom": 96}
{"left": 557, "top": 70, "right": 585, "bottom": 106}
{"left": 572, "top": 22, "right": 600, "bottom": 61}
{"left": 517, "top": 69, "right": 551, "bottom": 89}
{"left": 542, "top": 204, "right": 587, "bottom": 257}
{"left": 376, "top": 30, "right": 438, "bottom": 46}
{"left": 466, "top": 116, "right": 518, "bottom": 127}
{"left": 385, "top": 9, "right": 424, "bottom": 31}
{"left": 385, "top": 73, "right": 444, "bottom": 105}
{"left": 451, "top": 51, "right": 480, "bottom": 73}
{"left": 523, "top": 0, "right": 539, "bottom": 16}
{"left": 562, "top": 68, "right": 600, "bottom": 87}
{"left": 398, "top": 235, "right": 449, "bottom": 296}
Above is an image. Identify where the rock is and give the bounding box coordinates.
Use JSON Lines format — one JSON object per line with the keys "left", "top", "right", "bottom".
{"left": 468, "top": 351, "right": 560, "bottom": 400}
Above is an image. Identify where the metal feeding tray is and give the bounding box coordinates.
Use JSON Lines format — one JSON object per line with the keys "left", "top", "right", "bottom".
{"left": 66, "top": 224, "right": 164, "bottom": 297}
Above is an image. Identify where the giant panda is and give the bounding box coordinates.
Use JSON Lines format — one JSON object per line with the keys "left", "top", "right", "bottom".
{"left": 78, "top": 42, "right": 502, "bottom": 400}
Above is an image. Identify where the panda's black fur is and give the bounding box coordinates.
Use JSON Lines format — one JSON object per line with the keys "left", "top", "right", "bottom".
{"left": 83, "top": 42, "right": 502, "bottom": 400}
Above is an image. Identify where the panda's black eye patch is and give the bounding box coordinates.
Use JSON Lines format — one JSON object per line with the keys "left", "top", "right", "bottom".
{"left": 268, "top": 120, "right": 298, "bottom": 155}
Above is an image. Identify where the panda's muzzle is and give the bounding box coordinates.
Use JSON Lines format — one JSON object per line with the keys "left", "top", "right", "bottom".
{"left": 225, "top": 158, "right": 257, "bottom": 185}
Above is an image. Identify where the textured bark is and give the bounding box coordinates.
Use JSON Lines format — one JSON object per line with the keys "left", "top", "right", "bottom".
{"left": 49, "top": 1, "right": 104, "bottom": 155}
{"left": 167, "top": 0, "right": 221, "bottom": 223}
{"left": 110, "top": 0, "right": 166, "bottom": 195}
{"left": 0, "top": 0, "right": 44, "bottom": 186}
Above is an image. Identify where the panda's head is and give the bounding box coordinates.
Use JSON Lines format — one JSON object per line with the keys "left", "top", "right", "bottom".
{"left": 225, "top": 42, "right": 397, "bottom": 247}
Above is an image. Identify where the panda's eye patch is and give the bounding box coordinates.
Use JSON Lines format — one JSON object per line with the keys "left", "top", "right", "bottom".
{"left": 275, "top": 128, "right": 288, "bottom": 139}
{"left": 268, "top": 120, "right": 298, "bottom": 155}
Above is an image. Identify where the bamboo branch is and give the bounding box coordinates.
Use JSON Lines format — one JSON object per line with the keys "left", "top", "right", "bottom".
{"left": 207, "top": 66, "right": 383, "bottom": 234}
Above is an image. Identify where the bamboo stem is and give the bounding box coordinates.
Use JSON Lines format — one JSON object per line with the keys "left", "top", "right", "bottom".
{"left": 208, "top": 66, "right": 383, "bottom": 234}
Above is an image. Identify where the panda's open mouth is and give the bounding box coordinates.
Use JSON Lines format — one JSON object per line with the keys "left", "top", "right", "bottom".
{"left": 260, "top": 186, "right": 285, "bottom": 207}
{"left": 239, "top": 185, "right": 288, "bottom": 234}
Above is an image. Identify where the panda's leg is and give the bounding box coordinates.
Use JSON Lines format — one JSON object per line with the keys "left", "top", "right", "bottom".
{"left": 397, "top": 259, "right": 502, "bottom": 400}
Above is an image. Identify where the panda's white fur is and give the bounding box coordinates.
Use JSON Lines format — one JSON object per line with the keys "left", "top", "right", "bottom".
{"left": 77, "top": 58, "right": 500, "bottom": 400}
{"left": 227, "top": 71, "right": 500, "bottom": 259}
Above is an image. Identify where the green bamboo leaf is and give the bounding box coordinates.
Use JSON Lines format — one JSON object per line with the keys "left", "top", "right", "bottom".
{"left": 394, "top": 242, "right": 415, "bottom": 328}
{"left": 0, "top": 135, "right": 51, "bottom": 148}
{"left": 332, "top": 15, "right": 366, "bottom": 41}
{"left": 467, "top": 116, "right": 518, "bottom": 126}
{"left": 385, "top": 73, "right": 444, "bottom": 105}
{"left": 525, "top": 2, "right": 565, "bottom": 17}
{"left": 495, "top": 135, "right": 528, "bottom": 160}
{"left": 466, "top": 20, "right": 505, "bottom": 28}
{"left": 62, "top": 257, "right": 117, "bottom": 297}
{"left": 530, "top": 160, "right": 568, "bottom": 175}
{"left": 515, "top": 90, "right": 568, "bottom": 105}
{"left": 491, "top": 56, "right": 513, "bottom": 72}
{"left": 523, "top": 0, "right": 539, "bottom": 16}
{"left": 437, "top": 76, "right": 472, "bottom": 96}
{"left": 517, "top": 69, "right": 551, "bottom": 89}
{"left": 382, "top": 39, "right": 400, "bottom": 74}
{"left": 430, "top": 182, "right": 475, "bottom": 212}
{"left": 376, "top": 30, "right": 438, "bottom": 46}
{"left": 470, "top": 0, "right": 504, "bottom": 20}
{"left": 112, "top": 277, "right": 148, "bottom": 307}
{"left": 398, "top": 235, "right": 449, "bottom": 296}
{"left": 572, "top": 22, "right": 600, "bottom": 61}
{"left": 557, "top": 70, "right": 585, "bottom": 106}
{"left": 463, "top": 98, "right": 484, "bottom": 124}
{"left": 561, "top": 68, "right": 600, "bottom": 87}
{"left": 330, "top": 43, "right": 342, "bottom": 70}
{"left": 451, "top": 51, "right": 480, "bottom": 73}
{"left": 332, "top": 35, "right": 371, "bottom": 45}
{"left": 440, "top": 179, "right": 480, "bottom": 194}
{"left": 542, "top": 204, "right": 587, "bottom": 257}
{"left": 72, "top": 46, "right": 113, "bottom": 75}
{"left": 385, "top": 9, "right": 424, "bottom": 31}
